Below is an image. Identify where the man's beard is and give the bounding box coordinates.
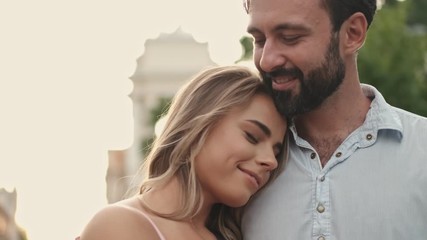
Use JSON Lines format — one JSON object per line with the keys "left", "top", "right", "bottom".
{"left": 262, "top": 33, "right": 346, "bottom": 118}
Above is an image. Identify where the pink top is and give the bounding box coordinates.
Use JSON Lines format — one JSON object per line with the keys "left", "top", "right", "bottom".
{"left": 139, "top": 210, "right": 167, "bottom": 240}
{"left": 75, "top": 209, "right": 166, "bottom": 240}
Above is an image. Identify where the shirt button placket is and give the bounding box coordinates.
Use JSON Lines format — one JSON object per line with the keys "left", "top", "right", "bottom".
{"left": 317, "top": 203, "right": 325, "bottom": 213}
{"left": 314, "top": 174, "right": 328, "bottom": 240}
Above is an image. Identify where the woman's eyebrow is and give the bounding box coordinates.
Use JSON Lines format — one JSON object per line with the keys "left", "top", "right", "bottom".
{"left": 246, "top": 119, "right": 284, "bottom": 153}
{"left": 246, "top": 119, "right": 271, "bottom": 137}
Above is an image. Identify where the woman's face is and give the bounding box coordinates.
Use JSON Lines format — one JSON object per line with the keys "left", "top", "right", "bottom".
{"left": 195, "top": 94, "right": 286, "bottom": 207}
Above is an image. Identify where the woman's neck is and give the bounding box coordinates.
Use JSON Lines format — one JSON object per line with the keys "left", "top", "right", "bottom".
{"left": 142, "top": 176, "right": 213, "bottom": 226}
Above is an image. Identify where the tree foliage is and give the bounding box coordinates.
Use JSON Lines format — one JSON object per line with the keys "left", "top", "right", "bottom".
{"left": 386, "top": 0, "right": 427, "bottom": 26}
{"left": 236, "top": 36, "right": 254, "bottom": 63}
{"left": 141, "top": 97, "right": 171, "bottom": 157}
{"left": 358, "top": 1, "right": 427, "bottom": 116}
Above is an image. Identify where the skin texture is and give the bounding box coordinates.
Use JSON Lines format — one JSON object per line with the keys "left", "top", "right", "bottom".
{"left": 248, "top": 0, "right": 346, "bottom": 117}
{"left": 195, "top": 94, "right": 286, "bottom": 208}
{"left": 247, "top": 0, "right": 372, "bottom": 166}
{"left": 79, "top": 94, "right": 286, "bottom": 240}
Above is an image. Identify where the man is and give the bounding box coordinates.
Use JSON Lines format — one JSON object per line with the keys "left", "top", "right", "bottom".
{"left": 242, "top": 0, "right": 427, "bottom": 239}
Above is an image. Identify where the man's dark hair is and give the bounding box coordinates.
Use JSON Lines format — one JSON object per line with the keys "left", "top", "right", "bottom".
{"left": 244, "top": 0, "right": 377, "bottom": 32}
{"left": 319, "top": 0, "right": 377, "bottom": 31}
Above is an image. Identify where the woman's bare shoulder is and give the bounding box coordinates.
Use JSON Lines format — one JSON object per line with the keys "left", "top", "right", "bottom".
{"left": 79, "top": 198, "right": 161, "bottom": 240}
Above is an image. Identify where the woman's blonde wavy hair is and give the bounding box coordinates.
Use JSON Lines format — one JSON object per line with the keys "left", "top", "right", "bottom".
{"left": 134, "top": 65, "right": 288, "bottom": 240}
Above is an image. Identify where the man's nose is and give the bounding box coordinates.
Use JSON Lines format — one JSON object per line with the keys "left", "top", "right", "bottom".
{"left": 258, "top": 40, "right": 287, "bottom": 73}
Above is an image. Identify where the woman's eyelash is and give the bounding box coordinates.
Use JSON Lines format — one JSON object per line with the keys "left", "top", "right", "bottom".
{"left": 245, "top": 132, "right": 259, "bottom": 144}
{"left": 274, "top": 150, "right": 282, "bottom": 159}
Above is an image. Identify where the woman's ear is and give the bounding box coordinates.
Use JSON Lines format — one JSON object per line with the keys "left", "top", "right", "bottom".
{"left": 340, "top": 12, "right": 368, "bottom": 55}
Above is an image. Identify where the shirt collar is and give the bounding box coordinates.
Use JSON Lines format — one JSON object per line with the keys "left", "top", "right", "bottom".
{"left": 288, "top": 84, "right": 403, "bottom": 139}
{"left": 361, "top": 84, "right": 403, "bottom": 136}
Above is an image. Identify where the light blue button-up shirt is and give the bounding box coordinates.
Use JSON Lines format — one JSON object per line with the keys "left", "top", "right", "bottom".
{"left": 242, "top": 84, "right": 427, "bottom": 240}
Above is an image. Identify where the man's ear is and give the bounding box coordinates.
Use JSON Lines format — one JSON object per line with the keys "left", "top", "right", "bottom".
{"left": 340, "top": 12, "right": 368, "bottom": 55}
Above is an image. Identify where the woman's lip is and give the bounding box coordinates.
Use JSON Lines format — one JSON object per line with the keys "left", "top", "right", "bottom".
{"left": 238, "top": 167, "right": 261, "bottom": 188}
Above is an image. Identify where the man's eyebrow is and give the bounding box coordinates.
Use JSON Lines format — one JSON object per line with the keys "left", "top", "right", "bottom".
{"left": 273, "top": 23, "right": 310, "bottom": 32}
{"left": 247, "top": 26, "right": 262, "bottom": 35}
{"left": 247, "top": 120, "right": 271, "bottom": 137}
{"left": 247, "top": 23, "right": 310, "bottom": 35}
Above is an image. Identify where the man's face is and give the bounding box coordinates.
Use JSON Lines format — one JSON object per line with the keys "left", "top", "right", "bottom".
{"left": 247, "top": 0, "right": 346, "bottom": 118}
{"left": 263, "top": 33, "right": 345, "bottom": 118}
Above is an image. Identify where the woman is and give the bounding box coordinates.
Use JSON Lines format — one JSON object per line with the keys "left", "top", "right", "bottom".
{"left": 78, "top": 66, "right": 288, "bottom": 240}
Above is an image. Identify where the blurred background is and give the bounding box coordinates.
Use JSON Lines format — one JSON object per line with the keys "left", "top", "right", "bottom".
{"left": 0, "top": 0, "right": 425, "bottom": 240}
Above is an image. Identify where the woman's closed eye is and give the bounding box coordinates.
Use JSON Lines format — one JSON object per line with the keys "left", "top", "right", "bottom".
{"left": 274, "top": 148, "right": 282, "bottom": 159}
{"left": 245, "top": 131, "right": 259, "bottom": 144}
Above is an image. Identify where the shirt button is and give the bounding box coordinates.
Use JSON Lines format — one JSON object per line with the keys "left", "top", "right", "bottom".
{"left": 310, "top": 152, "right": 316, "bottom": 159}
{"left": 320, "top": 176, "right": 325, "bottom": 182}
{"left": 317, "top": 203, "right": 325, "bottom": 213}
{"left": 318, "top": 236, "right": 326, "bottom": 240}
{"left": 335, "top": 152, "right": 342, "bottom": 158}
{"left": 366, "top": 133, "right": 373, "bottom": 140}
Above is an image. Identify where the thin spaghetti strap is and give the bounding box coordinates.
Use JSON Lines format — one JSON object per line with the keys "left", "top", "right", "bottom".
{"left": 138, "top": 210, "right": 167, "bottom": 240}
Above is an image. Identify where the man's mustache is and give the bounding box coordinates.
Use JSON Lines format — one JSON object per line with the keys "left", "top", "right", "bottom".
{"left": 263, "top": 68, "right": 304, "bottom": 80}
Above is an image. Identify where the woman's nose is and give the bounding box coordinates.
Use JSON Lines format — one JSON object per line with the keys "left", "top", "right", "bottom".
{"left": 256, "top": 150, "right": 278, "bottom": 171}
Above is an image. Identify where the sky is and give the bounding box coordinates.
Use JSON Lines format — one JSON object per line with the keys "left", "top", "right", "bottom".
{"left": 0, "top": 1, "right": 250, "bottom": 239}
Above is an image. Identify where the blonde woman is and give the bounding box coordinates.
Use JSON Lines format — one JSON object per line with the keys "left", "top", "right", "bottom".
{"left": 78, "top": 66, "right": 288, "bottom": 240}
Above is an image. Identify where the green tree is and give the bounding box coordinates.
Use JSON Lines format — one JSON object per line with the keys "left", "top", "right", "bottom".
{"left": 407, "top": 0, "right": 427, "bottom": 26}
{"left": 141, "top": 97, "right": 171, "bottom": 157}
{"left": 359, "top": 1, "right": 427, "bottom": 116}
{"left": 386, "top": 0, "right": 427, "bottom": 26}
{"left": 235, "top": 36, "right": 254, "bottom": 63}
